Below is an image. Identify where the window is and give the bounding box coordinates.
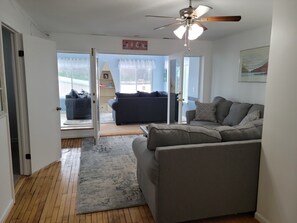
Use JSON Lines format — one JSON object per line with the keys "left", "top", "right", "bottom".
{"left": 119, "top": 59, "right": 155, "bottom": 93}
{"left": 57, "top": 53, "right": 91, "bottom": 128}
{"left": 57, "top": 53, "right": 90, "bottom": 95}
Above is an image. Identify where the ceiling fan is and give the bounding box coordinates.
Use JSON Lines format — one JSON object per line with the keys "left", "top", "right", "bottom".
{"left": 145, "top": 0, "right": 241, "bottom": 45}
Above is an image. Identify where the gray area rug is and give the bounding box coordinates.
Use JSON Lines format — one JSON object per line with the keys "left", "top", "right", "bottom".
{"left": 77, "top": 135, "right": 145, "bottom": 214}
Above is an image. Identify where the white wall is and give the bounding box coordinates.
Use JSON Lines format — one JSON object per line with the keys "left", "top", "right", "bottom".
{"left": 211, "top": 26, "right": 271, "bottom": 104}
{"left": 256, "top": 0, "right": 297, "bottom": 222}
{"left": 0, "top": 117, "right": 14, "bottom": 222}
{"left": 0, "top": 0, "right": 46, "bottom": 38}
{"left": 50, "top": 33, "right": 213, "bottom": 102}
{"left": 0, "top": 0, "right": 45, "bottom": 221}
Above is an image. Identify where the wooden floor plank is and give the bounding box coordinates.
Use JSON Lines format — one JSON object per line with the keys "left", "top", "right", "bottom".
{"left": 5, "top": 137, "right": 259, "bottom": 223}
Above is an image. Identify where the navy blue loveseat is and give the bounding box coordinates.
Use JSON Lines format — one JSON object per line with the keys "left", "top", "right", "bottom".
{"left": 108, "top": 91, "right": 178, "bottom": 125}
{"left": 65, "top": 89, "right": 91, "bottom": 120}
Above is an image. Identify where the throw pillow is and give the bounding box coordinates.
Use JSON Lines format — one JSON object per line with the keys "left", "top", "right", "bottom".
{"left": 239, "top": 110, "right": 260, "bottom": 126}
{"left": 68, "top": 89, "right": 79, "bottom": 98}
{"left": 157, "top": 91, "right": 168, "bottom": 97}
{"left": 248, "top": 104, "right": 265, "bottom": 118}
{"left": 194, "top": 101, "right": 217, "bottom": 122}
{"left": 147, "top": 123, "right": 221, "bottom": 151}
{"left": 222, "top": 103, "right": 251, "bottom": 126}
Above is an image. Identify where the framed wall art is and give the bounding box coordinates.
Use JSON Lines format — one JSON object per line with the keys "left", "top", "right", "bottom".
{"left": 239, "top": 46, "right": 270, "bottom": 83}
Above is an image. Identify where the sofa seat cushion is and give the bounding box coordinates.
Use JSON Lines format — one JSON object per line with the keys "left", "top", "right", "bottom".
{"left": 215, "top": 119, "right": 263, "bottom": 142}
{"left": 132, "top": 136, "right": 159, "bottom": 185}
{"left": 222, "top": 103, "right": 252, "bottom": 126}
{"left": 189, "top": 120, "right": 221, "bottom": 128}
{"left": 194, "top": 101, "right": 217, "bottom": 122}
{"left": 147, "top": 124, "right": 222, "bottom": 151}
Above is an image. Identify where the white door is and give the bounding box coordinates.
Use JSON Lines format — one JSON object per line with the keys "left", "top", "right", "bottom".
{"left": 90, "top": 48, "right": 100, "bottom": 144}
{"left": 22, "top": 35, "right": 61, "bottom": 173}
{"left": 167, "top": 53, "right": 184, "bottom": 124}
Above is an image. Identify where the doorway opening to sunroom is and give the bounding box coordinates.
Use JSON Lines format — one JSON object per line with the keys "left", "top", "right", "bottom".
{"left": 97, "top": 53, "right": 168, "bottom": 126}
{"left": 58, "top": 52, "right": 92, "bottom": 129}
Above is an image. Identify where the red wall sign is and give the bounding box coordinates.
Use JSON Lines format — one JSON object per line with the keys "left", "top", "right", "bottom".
{"left": 122, "top": 40, "right": 148, "bottom": 50}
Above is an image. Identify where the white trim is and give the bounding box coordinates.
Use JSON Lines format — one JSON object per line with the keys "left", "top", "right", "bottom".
{"left": 61, "top": 128, "right": 93, "bottom": 139}
{"left": 5, "top": 114, "right": 16, "bottom": 203}
{"left": 13, "top": 33, "right": 31, "bottom": 175}
{"left": 0, "top": 24, "right": 7, "bottom": 117}
{"left": 255, "top": 212, "right": 271, "bottom": 223}
{"left": 0, "top": 199, "right": 14, "bottom": 223}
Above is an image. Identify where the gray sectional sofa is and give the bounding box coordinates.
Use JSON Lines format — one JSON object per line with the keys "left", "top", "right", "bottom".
{"left": 132, "top": 96, "right": 264, "bottom": 223}
{"left": 186, "top": 96, "right": 264, "bottom": 127}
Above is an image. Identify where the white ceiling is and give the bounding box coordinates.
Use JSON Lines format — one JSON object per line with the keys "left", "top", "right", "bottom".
{"left": 15, "top": 0, "right": 273, "bottom": 41}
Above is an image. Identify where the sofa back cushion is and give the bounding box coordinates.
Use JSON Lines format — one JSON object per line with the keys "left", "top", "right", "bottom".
{"left": 216, "top": 119, "right": 263, "bottom": 142}
{"left": 67, "top": 89, "right": 79, "bottom": 98}
{"left": 212, "top": 97, "right": 233, "bottom": 124}
{"left": 147, "top": 124, "right": 221, "bottom": 151}
{"left": 137, "top": 91, "right": 158, "bottom": 97}
{"left": 157, "top": 91, "right": 168, "bottom": 97}
{"left": 222, "top": 103, "right": 252, "bottom": 126}
{"left": 115, "top": 92, "right": 140, "bottom": 98}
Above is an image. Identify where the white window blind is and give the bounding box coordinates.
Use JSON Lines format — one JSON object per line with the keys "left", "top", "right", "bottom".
{"left": 118, "top": 59, "right": 155, "bottom": 93}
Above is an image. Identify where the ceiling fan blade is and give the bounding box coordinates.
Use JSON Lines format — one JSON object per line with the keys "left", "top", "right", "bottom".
{"left": 193, "top": 5, "right": 212, "bottom": 18}
{"left": 199, "top": 16, "right": 241, "bottom": 22}
{"left": 153, "top": 21, "right": 182, "bottom": 30}
{"left": 194, "top": 21, "right": 208, "bottom": 31}
{"left": 145, "top": 15, "right": 178, "bottom": 19}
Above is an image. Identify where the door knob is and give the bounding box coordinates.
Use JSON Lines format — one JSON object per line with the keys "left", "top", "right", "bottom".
{"left": 56, "top": 107, "right": 62, "bottom": 111}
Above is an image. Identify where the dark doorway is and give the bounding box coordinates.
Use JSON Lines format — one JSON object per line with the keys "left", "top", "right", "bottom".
{"left": 2, "top": 26, "right": 21, "bottom": 185}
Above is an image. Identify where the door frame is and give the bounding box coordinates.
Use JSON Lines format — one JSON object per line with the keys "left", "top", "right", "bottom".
{"left": 90, "top": 48, "right": 100, "bottom": 144}
{"left": 167, "top": 52, "right": 184, "bottom": 124}
{"left": 1, "top": 23, "right": 31, "bottom": 175}
{"left": 57, "top": 51, "right": 95, "bottom": 139}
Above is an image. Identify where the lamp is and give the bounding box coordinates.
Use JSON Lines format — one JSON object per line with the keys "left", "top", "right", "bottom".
{"left": 188, "top": 23, "right": 204, "bottom": 40}
{"left": 173, "top": 25, "right": 186, "bottom": 39}
{"left": 173, "top": 23, "right": 204, "bottom": 41}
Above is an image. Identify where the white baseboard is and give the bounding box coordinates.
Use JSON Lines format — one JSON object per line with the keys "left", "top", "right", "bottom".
{"left": 61, "top": 129, "right": 93, "bottom": 139}
{"left": 0, "top": 199, "right": 14, "bottom": 223}
{"left": 255, "top": 212, "right": 271, "bottom": 223}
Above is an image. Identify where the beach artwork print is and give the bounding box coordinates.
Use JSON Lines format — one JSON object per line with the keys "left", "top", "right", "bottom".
{"left": 239, "top": 46, "right": 270, "bottom": 82}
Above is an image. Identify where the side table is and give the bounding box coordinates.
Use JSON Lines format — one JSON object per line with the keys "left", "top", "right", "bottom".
{"left": 140, "top": 125, "right": 148, "bottom": 137}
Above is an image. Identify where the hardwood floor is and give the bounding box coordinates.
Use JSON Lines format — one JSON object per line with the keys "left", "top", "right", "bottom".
{"left": 100, "top": 123, "right": 143, "bottom": 136}
{"left": 5, "top": 138, "right": 259, "bottom": 223}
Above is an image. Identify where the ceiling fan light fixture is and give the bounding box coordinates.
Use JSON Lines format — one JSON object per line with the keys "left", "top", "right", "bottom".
{"left": 173, "top": 25, "right": 186, "bottom": 39}
{"left": 188, "top": 23, "right": 204, "bottom": 40}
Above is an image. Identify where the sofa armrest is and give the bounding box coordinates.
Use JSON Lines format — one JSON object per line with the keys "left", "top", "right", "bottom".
{"left": 186, "top": 109, "right": 196, "bottom": 124}
{"left": 132, "top": 137, "right": 159, "bottom": 185}
{"left": 108, "top": 98, "right": 116, "bottom": 109}
{"left": 154, "top": 139, "right": 261, "bottom": 222}
{"left": 110, "top": 99, "right": 119, "bottom": 111}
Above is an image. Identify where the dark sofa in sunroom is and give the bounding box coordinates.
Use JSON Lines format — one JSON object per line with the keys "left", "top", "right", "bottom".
{"left": 108, "top": 91, "right": 178, "bottom": 125}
